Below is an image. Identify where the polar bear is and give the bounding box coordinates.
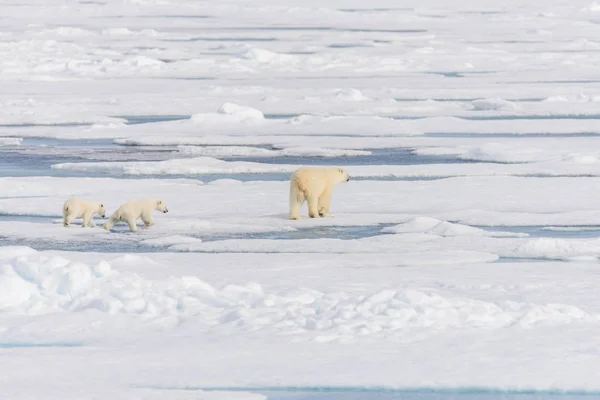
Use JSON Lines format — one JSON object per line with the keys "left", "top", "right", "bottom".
{"left": 103, "top": 199, "right": 169, "bottom": 232}
{"left": 63, "top": 198, "right": 106, "bottom": 228}
{"left": 289, "top": 167, "right": 350, "bottom": 220}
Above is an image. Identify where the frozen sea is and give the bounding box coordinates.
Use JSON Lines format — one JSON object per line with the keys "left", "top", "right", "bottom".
{"left": 4, "top": 0, "right": 600, "bottom": 399}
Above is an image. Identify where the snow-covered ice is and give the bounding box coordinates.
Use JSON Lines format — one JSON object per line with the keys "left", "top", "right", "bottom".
{"left": 4, "top": 0, "right": 600, "bottom": 398}
{"left": 49, "top": 154, "right": 600, "bottom": 178}
{"left": 4, "top": 247, "right": 600, "bottom": 397}
{"left": 0, "top": 138, "right": 21, "bottom": 146}
{"left": 176, "top": 145, "right": 371, "bottom": 158}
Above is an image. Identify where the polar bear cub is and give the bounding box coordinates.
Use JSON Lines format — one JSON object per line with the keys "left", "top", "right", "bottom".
{"left": 103, "top": 199, "right": 169, "bottom": 232}
{"left": 289, "top": 167, "right": 350, "bottom": 220}
{"left": 63, "top": 198, "right": 106, "bottom": 228}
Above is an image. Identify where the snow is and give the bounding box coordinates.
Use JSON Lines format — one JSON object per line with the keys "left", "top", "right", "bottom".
{"left": 0, "top": 249, "right": 500, "bottom": 328}
{"left": 8, "top": 115, "right": 600, "bottom": 142}
{"left": 0, "top": 247, "right": 593, "bottom": 345}
{"left": 178, "top": 145, "right": 277, "bottom": 157}
{"left": 177, "top": 145, "right": 371, "bottom": 158}
{"left": 582, "top": 2, "right": 600, "bottom": 12}
{"left": 276, "top": 147, "right": 372, "bottom": 157}
{"left": 457, "top": 143, "right": 548, "bottom": 163}
{"left": 4, "top": 175, "right": 600, "bottom": 225}
{"left": 381, "top": 217, "right": 525, "bottom": 237}
{"left": 411, "top": 137, "right": 600, "bottom": 165}
{"left": 0, "top": 137, "right": 21, "bottom": 146}
{"left": 4, "top": 176, "right": 600, "bottom": 262}
{"left": 470, "top": 98, "right": 518, "bottom": 111}
{"left": 51, "top": 156, "right": 296, "bottom": 175}
{"left": 4, "top": 247, "right": 600, "bottom": 395}
{"left": 206, "top": 102, "right": 265, "bottom": 122}
{"left": 140, "top": 235, "right": 204, "bottom": 248}
{"left": 6, "top": 0, "right": 600, "bottom": 398}
{"left": 49, "top": 155, "right": 600, "bottom": 177}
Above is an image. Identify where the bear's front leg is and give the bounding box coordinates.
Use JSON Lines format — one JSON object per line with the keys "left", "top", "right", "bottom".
{"left": 318, "top": 189, "right": 333, "bottom": 218}
{"left": 82, "top": 212, "right": 95, "bottom": 228}
{"left": 141, "top": 210, "right": 154, "bottom": 227}
{"left": 87, "top": 214, "right": 98, "bottom": 228}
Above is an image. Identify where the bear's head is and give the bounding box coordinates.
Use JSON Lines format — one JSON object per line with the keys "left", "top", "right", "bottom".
{"left": 336, "top": 167, "right": 350, "bottom": 184}
{"left": 97, "top": 203, "right": 106, "bottom": 218}
{"left": 156, "top": 200, "right": 169, "bottom": 213}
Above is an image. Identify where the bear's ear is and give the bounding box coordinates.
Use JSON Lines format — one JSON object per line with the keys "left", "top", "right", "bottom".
{"left": 338, "top": 168, "right": 344, "bottom": 173}
{"left": 100, "top": 204, "right": 103, "bottom": 207}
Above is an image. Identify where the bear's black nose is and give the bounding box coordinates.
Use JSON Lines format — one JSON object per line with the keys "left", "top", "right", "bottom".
{"left": 347, "top": 176, "right": 350, "bottom": 181}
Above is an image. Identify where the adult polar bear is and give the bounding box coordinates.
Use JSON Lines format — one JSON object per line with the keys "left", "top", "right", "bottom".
{"left": 289, "top": 167, "right": 350, "bottom": 220}
{"left": 103, "top": 199, "right": 169, "bottom": 232}
{"left": 63, "top": 198, "right": 106, "bottom": 228}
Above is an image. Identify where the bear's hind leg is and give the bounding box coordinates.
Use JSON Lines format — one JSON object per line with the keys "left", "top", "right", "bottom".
{"left": 126, "top": 216, "right": 138, "bottom": 232}
{"left": 103, "top": 215, "right": 117, "bottom": 231}
{"left": 307, "top": 195, "right": 320, "bottom": 218}
{"left": 289, "top": 187, "right": 305, "bottom": 220}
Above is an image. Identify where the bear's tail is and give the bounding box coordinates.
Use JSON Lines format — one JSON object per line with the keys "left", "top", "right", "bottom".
{"left": 290, "top": 174, "right": 308, "bottom": 193}
{"left": 289, "top": 175, "right": 307, "bottom": 205}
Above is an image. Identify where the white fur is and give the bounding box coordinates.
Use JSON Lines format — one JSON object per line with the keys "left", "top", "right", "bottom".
{"left": 289, "top": 167, "right": 350, "bottom": 220}
{"left": 103, "top": 199, "right": 169, "bottom": 232}
{"left": 63, "top": 198, "right": 106, "bottom": 228}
